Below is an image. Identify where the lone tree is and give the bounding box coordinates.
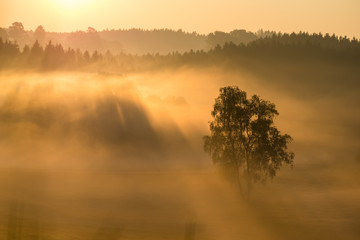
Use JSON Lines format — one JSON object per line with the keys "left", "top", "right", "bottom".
{"left": 204, "top": 86, "right": 294, "bottom": 196}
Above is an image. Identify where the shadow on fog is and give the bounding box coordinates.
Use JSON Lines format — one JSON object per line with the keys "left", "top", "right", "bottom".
{"left": 0, "top": 73, "right": 206, "bottom": 239}
{"left": 0, "top": 75, "right": 199, "bottom": 170}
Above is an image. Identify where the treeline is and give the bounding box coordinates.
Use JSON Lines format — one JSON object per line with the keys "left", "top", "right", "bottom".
{"left": 0, "top": 22, "right": 268, "bottom": 54}
{"left": 171, "top": 32, "right": 360, "bottom": 68}
{"left": 0, "top": 39, "right": 97, "bottom": 70}
{"left": 0, "top": 37, "right": 172, "bottom": 72}
{"left": 210, "top": 32, "right": 360, "bottom": 64}
{"left": 1, "top": 31, "right": 360, "bottom": 72}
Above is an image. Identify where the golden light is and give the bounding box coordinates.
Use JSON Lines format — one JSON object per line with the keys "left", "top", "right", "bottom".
{"left": 55, "top": 0, "right": 87, "bottom": 8}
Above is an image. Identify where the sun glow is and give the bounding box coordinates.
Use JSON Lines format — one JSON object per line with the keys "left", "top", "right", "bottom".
{"left": 56, "top": 0, "right": 87, "bottom": 8}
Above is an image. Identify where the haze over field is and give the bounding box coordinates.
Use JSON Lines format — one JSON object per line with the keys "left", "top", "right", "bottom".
{"left": 0, "top": 66, "right": 359, "bottom": 239}
{"left": 0, "top": 0, "right": 360, "bottom": 239}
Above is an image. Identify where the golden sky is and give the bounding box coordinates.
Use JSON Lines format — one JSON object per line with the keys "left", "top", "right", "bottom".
{"left": 1, "top": 0, "right": 359, "bottom": 37}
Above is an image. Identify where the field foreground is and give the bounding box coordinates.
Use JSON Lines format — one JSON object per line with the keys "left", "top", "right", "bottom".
{"left": 0, "top": 70, "right": 359, "bottom": 239}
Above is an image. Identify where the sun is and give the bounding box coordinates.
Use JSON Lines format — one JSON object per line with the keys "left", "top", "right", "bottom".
{"left": 56, "top": 0, "right": 86, "bottom": 8}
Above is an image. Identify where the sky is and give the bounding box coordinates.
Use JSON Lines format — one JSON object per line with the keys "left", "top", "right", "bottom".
{"left": 0, "top": 0, "right": 360, "bottom": 37}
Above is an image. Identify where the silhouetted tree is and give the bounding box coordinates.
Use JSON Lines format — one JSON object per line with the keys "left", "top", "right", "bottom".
{"left": 42, "top": 41, "right": 66, "bottom": 69}
{"left": 0, "top": 39, "right": 20, "bottom": 68}
{"left": 83, "top": 50, "right": 90, "bottom": 62}
{"left": 22, "top": 45, "right": 30, "bottom": 65}
{"left": 8, "top": 22, "right": 29, "bottom": 46}
{"left": 0, "top": 28, "right": 9, "bottom": 41}
{"left": 203, "top": 86, "right": 294, "bottom": 197}
{"left": 87, "top": 26, "right": 97, "bottom": 33}
{"left": 34, "top": 25, "right": 46, "bottom": 45}
{"left": 8, "top": 22, "right": 25, "bottom": 37}
{"left": 30, "top": 41, "right": 43, "bottom": 56}
{"left": 29, "top": 41, "right": 44, "bottom": 68}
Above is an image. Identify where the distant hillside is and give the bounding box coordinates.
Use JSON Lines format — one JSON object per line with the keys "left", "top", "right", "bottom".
{"left": 1, "top": 31, "right": 359, "bottom": 72}
{"left": 0, "top": 22, "right": 270, "bottom": 54}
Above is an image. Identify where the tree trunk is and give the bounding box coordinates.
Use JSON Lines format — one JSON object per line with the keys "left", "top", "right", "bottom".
{"left": 244, "top": 156, "right": 252, "bottom": 200}
{"left": 246, "top": 172, "right": 252, "bottom": 200}
{"left": 234, "top": 162, "right": 245, "bottom": 198}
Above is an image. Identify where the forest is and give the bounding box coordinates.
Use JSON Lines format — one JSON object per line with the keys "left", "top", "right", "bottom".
{"left": 1, "top": 26, "right": 359, "bottom": 72}
{"left": 0, "top": 22, "right": 271, "bottom": 54}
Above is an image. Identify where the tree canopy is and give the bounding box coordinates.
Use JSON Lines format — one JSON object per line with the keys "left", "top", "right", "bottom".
{"left": 203, "top": 86, "right": 294, "bottom": 195}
